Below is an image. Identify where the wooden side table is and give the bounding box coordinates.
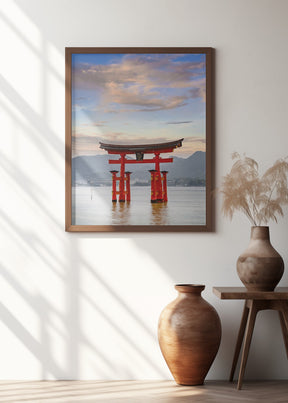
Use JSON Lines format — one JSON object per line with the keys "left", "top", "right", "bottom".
{"left": 213, "top": 287, "right": 288, "bottom": 390}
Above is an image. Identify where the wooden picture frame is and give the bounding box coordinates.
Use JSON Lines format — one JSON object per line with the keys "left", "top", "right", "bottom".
{"left": 65, "top": 47, "right": 214, "bottom": 232}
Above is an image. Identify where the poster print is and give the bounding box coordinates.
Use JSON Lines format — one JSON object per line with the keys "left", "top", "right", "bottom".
{"left": 65, "top": 48, "right": 213, "bottom": 232}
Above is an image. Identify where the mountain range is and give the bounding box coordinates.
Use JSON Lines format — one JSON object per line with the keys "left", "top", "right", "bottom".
{"left": 72, "top": 151, "right": 206, "bottom": 186}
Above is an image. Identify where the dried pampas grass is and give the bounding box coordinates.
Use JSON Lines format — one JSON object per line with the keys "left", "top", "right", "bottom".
{"left": 221, "top": 153, "right": 288, "bottom": 225}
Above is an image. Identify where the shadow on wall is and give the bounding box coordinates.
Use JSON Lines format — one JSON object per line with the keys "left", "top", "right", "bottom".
{"left": 0, "top": 2, "right": 168, "bottom": 380}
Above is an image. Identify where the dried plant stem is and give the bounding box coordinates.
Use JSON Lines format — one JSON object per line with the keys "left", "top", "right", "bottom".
{"left": 241, "top": 205, "right": 257, "bottom": 226}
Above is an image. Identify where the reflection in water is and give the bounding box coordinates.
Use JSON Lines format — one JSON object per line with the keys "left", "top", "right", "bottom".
{"left": 73, "top": 186, "right": 205, "bottom": 226}
{"left": 111, "top": 202, "right": 131, "bottom": 225}
{"left": 111, "top": 201, "right": 169, "bottom": 225}
{"left": 151, "top": 203, "right": 168, "bottom": 225}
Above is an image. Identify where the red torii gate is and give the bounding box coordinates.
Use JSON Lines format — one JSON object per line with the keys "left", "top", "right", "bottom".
{"left": 99, "top": 138, "right": 183, "bottom": 203}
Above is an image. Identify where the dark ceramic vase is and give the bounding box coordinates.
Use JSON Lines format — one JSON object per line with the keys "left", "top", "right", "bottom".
{"left": 237, "top": 226, "right": 284, "bottom": 291}
{"left": 158, "top": 284, "right": 221, "bottom": 385}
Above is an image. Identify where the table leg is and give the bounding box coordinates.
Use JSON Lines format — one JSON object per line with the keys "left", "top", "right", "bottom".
{"left": 237, "top": 300, "right": 258, "bottom": 390}
{"left": 229, "top": 302, "right": 249, "bottom": 382}
{"left": 279, "top": 301, "right": 288, "bottom": 359}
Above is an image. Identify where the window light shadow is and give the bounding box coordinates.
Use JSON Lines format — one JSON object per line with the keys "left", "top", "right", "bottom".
{"left": 0, "top": 1, "right": 176, "bottom": 381}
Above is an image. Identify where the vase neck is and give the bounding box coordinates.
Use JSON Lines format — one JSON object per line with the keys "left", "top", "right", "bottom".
{"left": 175, "top": 284, "right": 205, "bottom": 296}
{"left": 250, "top": 226, "right": 270, "bottom": 241}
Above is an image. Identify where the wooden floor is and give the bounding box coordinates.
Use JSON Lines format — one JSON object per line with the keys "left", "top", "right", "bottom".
{"left": 0, "top": 380, "right": 288, "bottom": 403}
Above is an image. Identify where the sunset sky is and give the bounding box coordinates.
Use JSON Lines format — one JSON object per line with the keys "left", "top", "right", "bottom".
{"left": 72, "top": 52, "right": 206, "bottom": 158}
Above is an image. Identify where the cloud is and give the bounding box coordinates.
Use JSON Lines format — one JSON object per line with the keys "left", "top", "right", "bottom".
{"left": 72, "top": 104, "right": 86, "bottom": 111}
{"left": 167, "top": 120, "right": 193, "bottom": 125}
{"left": 179, "top": 136, "right": 206, "bottom": 157}
{"left": 90, "top": 121, "right": 107, "bottom": 127}
{"left": 189, "top": 79, "right": 206, "bottom": 102}
{"left": 185, "top": 136, "right": 206, "bottom": 144}
{"left": 72, "top": 135, "right": 101, "bottom": 157}
{"left": 76, "top": 121, "right": 107, "bottom": 128}
{"left": 102, "top": 82, "right": 188, "bottom": 112}
{"left": 74, "top": 55, "right": 204, "bottom": 89}
{"left": 73, "top": 54, "right": 206, "bottom": 113}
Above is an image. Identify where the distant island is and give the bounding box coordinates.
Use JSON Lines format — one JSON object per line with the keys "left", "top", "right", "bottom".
{"left": 72, "top": 151, "right": 206, "bottom": 187}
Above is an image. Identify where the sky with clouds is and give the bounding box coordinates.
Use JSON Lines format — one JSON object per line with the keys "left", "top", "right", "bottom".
{"left": 72, "top": 52, "right": 206, "bottom": 158}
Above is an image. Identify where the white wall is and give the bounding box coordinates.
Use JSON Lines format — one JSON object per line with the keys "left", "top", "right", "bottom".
{"left": 1, "top": 0, "right": 288, "bottom": 380}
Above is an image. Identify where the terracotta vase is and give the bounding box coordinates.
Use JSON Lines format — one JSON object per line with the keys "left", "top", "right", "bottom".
{"left": 237, "top": 226, "right": 284, "bottom": 291}
{"left": 158, "top": 284, "right": 221, "bottom": 386}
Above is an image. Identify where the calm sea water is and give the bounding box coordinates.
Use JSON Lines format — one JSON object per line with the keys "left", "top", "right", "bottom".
{"left": 72, "top": 186, "right": 206, "bottom": 226}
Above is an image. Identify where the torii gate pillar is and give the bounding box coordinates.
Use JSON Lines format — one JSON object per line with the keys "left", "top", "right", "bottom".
{"left": 110, "top": 170, "right": 118, "bottom": 202}
{"left": 161, "top": 171, "right": 168, "bottom": 202}
{"left": 125, "top": 172, "right": 131, "bottom": 202}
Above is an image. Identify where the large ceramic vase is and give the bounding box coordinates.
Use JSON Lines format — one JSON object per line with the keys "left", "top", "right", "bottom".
{"left": 158, "top": 284, "right": 221, "bottom": 386}
{"left": 237, "top": 226, "right": 284, "bottom": 291}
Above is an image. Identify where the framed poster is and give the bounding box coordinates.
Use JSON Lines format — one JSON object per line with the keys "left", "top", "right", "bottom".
{"left": 65, "top": 47, "right": 214, "bottom": 232}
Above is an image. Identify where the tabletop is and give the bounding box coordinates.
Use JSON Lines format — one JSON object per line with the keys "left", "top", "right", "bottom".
{"left": 213, "top": 287, "right": 288, "bottom": 300}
